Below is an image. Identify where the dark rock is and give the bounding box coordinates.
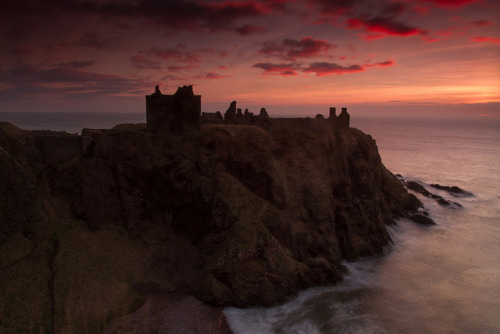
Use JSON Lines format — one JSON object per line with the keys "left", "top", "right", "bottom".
{"left": 406, "top": 181, "right": 431, "bottom": 196}
{"left": 430, "top": 183, "right": 473, "bottom": 197}
{"left": 405, "top": 212, "right": 436, "bottom": 225}
{"left": 405, "top": 180, "right": 464, "bottom": 208}
{"left": 0, "top": 121, "right": 428, "bottom": 312}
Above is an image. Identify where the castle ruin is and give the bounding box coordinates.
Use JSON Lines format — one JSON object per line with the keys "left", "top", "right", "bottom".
{"left": 145, "top": 85, "right": 350, "bottom": 134}
{"left": 146, "top": 85, "right": 201, "bottom": 135}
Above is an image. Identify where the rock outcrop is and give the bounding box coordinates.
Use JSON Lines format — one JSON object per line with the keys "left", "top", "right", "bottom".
{"left": 0, "top": 120, "right": 424, "bottom": 332}
{"left": 430, "top": 183, "right": 473, "bottom": 197}
{"left": 405, "top": 180, "right": 463, "bottom": 208}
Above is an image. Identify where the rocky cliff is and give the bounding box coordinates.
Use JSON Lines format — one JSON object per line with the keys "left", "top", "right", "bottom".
{"left": 0, "top": 120, "right": 422, "bottom": 332}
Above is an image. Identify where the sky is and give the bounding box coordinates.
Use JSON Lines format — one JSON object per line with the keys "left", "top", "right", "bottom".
{"left": 0, "top": 0, "right": 499, "bottom": 117}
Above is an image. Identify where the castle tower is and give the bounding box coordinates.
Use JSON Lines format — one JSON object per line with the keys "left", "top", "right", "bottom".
{"left": 329, "top": 107, "right": 337, "bottom": 119}
{"left": 337, "top": 107, "right": 350, "bottom": 128}
{"left": 146, "top": 85, "right": 201, "bottom": 135}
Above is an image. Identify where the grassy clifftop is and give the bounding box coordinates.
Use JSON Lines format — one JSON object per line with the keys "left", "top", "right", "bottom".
{"left": 0, "top": 120, "right": 419, "bottom": 332}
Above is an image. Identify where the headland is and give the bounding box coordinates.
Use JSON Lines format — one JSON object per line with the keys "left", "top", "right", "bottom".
{"left": 0, "top": 86, "right": 428, "bottom": 333}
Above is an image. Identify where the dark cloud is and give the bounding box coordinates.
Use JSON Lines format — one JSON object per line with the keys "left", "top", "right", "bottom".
{"left": 259, "top": 37, "right": 333, "bottom": 60}
{"left": 131, "top": 47, "right": 201, "bottom": 69}
{"left": 0, "top": 0, "right": 278, "bottom": 35}
{"left": 347, "top": 17, "right": 423, "bottom": 36}
{"left": 130, "top": 55, "right": 162, "bottom": 70}
{"left": 253, "top": 63, "right": 299, "bottom": 76}
{"left": 57, "top": 60, "right": 96, "bottom": 68}
{"left": 0, "top": 63, "right": 142, "bottom": 100}
{"left": 218, "top": 50, "right": 230, "bottom": 58}
{"left": 423, "top": 0, "right": 483, "bottom": 7}
{"left": 253, "top": 58, "right": 394, "bottom": 76}
{"left": 74, "top": 32, "right": 120, "bottom": 49}
{"left": 364, "top": 60, "right": 395, "bottom": 67}
{"left": 12, "top": 47, "right": 33, "bottom": 57}
{"left": 311, "top": 1, "right": 426, "bottom": 38}
{"left": 302, "top": 62, "right": 364, "bottom": 76}
{"left": 310, "top": 0, "right": 361, "bottom": 15}
{"left": 167, "top": 65, "right": 198, "bottom": 72}
{"left": 346, "top": 3, "right": 425, "bottom": 37}
{"left": 236, "top": 24, "right": 268, "bottom": 35}
{"left": 203, "top": 72, "right": 231, "bottom": 79}
{"left": 149, "top": 47, "right": 201, "bottom": 63}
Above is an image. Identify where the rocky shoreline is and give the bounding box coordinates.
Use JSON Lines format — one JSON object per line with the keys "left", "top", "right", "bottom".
{"left": 1, "top": 120, "right": 430, "bottom": 332}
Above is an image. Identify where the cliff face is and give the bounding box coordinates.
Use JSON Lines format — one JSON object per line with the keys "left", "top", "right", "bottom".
{"left": 0, "top": 121, "right": 418, "bottom": 331}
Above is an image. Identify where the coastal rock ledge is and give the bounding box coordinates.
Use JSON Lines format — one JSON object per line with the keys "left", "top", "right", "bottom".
{"left": 0, "top": 120, "right": 421, "bottom": 332}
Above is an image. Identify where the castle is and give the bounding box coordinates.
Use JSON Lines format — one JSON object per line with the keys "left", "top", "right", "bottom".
{"left": 10, "top": 85, "right": 351, "bottom": 167}
{"left": 145, "top": 85, "right": 350, "bottom": 134}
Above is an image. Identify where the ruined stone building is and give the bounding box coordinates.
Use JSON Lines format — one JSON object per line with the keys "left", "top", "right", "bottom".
{"left": 144, "top": 85, "right": 349, "bottom": 133}
{"left": 146, "top": 85, "right": 201, "bottom": 134}
{"left": 337, "top": 107, "right": 350, "bottom": 128}
{"left": 222, "top": 101, "right": 270, "bottom": 127}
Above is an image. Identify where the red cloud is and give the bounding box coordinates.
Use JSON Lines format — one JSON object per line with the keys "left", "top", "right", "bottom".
{"left": 253, "top": 59, "right": 394, "bottom": 77}
{"left": 472, "top": 20, "right": 491, "bottom": 26}
{"left": 259, "top": 37, "right": 333, "bottom": 60}
{"left": 312, "top": 1, "right": 426, "bottom": 39}
{"left": 423, "top": 0, "right": 483, "bottom": 7}
{"left": 252, "top": 63, "right": 299, "bottom": 76}
{"left": 364, "top": 60, "right": 395, "bottom": 67}
{"left": 302, "top": 62, "right": 365, "bottom": 76}
{"left": 347, "top": 17, "right": 423, "bottom": 37}
{"left": 471, "top": 36, "right": 500, "bottom": 44}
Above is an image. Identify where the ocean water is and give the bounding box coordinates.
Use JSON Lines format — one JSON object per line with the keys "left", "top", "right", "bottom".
{"left": 2, "top": 112, "right": 499, "bottom": 333}
{"left": 224, "top": 116, "right": 500, "bottom": 334}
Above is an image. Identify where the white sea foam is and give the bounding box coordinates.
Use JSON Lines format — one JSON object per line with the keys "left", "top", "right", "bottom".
{"left": 224, "top": 261, "right": 388, "bottom": 334}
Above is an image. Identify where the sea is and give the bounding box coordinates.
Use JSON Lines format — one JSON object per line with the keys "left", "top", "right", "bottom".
{"left": 1, "top": 111, "right": 499, "bottom": 334}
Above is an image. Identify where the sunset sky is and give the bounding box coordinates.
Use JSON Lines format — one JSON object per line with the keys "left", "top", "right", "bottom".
{"left": 0, "top": 0, "right": 499, "bottom": 117}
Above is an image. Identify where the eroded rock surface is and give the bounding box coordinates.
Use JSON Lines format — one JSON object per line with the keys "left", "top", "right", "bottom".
{"left": 1, "top": 121, "right": 424, "bottom": 332}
